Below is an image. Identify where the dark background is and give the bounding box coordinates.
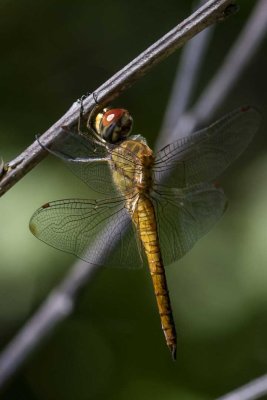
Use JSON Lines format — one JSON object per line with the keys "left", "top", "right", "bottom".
{"left": 1, "top": 1, "right": 267, "bottom": 399}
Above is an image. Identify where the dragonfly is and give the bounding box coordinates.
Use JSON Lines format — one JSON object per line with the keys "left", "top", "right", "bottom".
{"left": 29, "top": 104, "right": 260, "bottom": 360}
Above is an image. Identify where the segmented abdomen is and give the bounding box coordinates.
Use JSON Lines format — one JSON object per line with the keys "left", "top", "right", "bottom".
{"left": 132, "top": 195, "right": 177, "bottom": 359}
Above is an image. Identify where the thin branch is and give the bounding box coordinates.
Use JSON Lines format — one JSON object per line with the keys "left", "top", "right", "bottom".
{"left": 158, "top": 0, "right": 214, "bottom": 149}
{"left": 166, "top": 0, "right": 267, "bottom": 142}
{"left": 193, "top": 0, "right": 267, "bottom": 122}
{"left": 216, "top": 374, "right": 267, "bottom": 400}
{"left": 0, "top": 260, "right": 100, "bottom": 389}
{"left": 0, "top": 192, "right": 130, "bottom": 388}
{"left": 0, "top": 0, "right": 235, "bottom": 198}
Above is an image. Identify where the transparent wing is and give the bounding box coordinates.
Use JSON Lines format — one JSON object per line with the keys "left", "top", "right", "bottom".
{"left": 29, "top": 197, "right": 144, "bottom": 269}
{"left": 40, "top": 127, "right": 140, "bottom": 196}
{"left": 152, "top": 183, "right": 227, "bottom": 266}
{"left": 154, "top": 107, "right": 261, "bottom": 187}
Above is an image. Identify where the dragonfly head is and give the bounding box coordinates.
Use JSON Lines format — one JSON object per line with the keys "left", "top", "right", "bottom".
{"left": 95, "top": 108, "right": 133, "bottom": 143}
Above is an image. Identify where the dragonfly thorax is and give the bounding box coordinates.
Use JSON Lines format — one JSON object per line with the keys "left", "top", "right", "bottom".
{"left": 111, "top": 139, "right": 154, "bottom": 198}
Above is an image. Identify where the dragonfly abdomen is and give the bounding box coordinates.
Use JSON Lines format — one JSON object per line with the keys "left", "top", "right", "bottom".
{"left": 132, "top": 195, "right": 177, "bottom": 360}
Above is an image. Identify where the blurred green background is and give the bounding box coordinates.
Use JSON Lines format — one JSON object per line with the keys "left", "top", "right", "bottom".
{"left": 1, "top": 1, "right": 267, "bottom": 399}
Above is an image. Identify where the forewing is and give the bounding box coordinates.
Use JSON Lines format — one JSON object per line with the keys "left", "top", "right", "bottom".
{"left": 152, "top": 183, "right": 227, "bottom": 266}
{"left": 29, "top": 197, "right": 144, "bottom": 269}
{"left": 39, "top": 127, "right": 120, "bottom": 196}
{"left": 40, "top": 128, "right": 142, "bottom": 197}
{"left": 154, "top": 107, "right": 261, "bottom": 187}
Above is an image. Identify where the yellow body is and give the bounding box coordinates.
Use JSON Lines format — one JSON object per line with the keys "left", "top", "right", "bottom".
{"left": 111, "top": 139, "right": 177, "bottom": 358}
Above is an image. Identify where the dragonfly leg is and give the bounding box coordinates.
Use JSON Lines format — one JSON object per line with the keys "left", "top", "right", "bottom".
{"left": 76, "top": 93, "right": 107, "bottom": 149}
{"left": 77, "top": 94, "right": 89, "bottom": 133}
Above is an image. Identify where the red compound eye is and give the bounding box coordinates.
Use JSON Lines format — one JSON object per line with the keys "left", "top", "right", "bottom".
{"left": 98, "top": 107, "right": 133, "bottom": 143}
{"left": 102, "top": 109, "right": 126, "bottom": 127}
